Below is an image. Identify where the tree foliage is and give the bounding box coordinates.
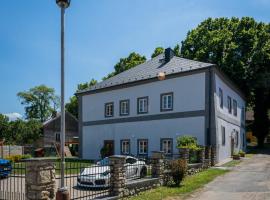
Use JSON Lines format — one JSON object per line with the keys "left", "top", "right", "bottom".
{"left": 180, "top": 17, "right": 270, "bottom": 146}
{"left": 0, "top": 114, "right": 42, "bottom": 145}
{"left": 151, "top": 47, "right": 164, "bottom": 58}
{"left": 103, "top": 52, "right": 146, "bottom": 80}
{"left": 17, "top": 85, "right": 59, "bottom": 122}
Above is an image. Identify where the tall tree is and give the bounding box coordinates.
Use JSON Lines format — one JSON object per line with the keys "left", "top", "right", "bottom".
{"left": 180, "top": 17, "right": 270, "bottom": 147}
{"left": 65, "top": 79, "right": 97, "bottom": 118}
{"left": 17, "top": 85, "right": 59, "bottom": 122}
{"left": 103, "top": 52, "right": 146, "bottom": 80}
{"left": 151, "top": 47, "right": 164, "bottom": 58}
{"left": 0, "top": 114, "right": 9, "bottom": 141}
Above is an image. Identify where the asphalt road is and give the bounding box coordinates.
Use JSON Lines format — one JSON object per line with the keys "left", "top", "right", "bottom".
{"left": 187, "top": 153, "right": 270, "bottom": 200}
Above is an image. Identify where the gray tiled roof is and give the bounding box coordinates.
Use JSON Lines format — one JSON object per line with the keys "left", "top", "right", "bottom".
{"left": 77, "top": 54, "right": 214, "bottom": 94}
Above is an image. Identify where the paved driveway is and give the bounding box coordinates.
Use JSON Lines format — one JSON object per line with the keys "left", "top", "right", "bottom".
{"left": 187, "top": 153, "right": 270, "bottom": 200}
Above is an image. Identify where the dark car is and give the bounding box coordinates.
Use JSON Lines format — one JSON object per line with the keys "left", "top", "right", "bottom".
{"left": 0, "top": 159, "right": 12, "bottom": 178}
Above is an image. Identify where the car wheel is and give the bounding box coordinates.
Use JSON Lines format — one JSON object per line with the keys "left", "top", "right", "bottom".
{"left": 140, "top": 167, "right": 147, "bottom": 178}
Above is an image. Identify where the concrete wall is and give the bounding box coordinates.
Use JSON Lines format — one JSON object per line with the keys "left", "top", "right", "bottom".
{"left": 214, "top": 72, "right": 246, "bottom": 162}
{"left": 82, "top": 117, "right": 205, "bottom": 160}
{"left": 0, "top": 145, "right": 23, "bottom": 158}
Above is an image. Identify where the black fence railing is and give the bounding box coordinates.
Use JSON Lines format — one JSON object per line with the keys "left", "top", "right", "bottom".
{"left": 125, "top": 159, "right": 152, "bottom": 181}
{"left": 55, "top": 158, "right": 111, "bottom": 200}
{"left": 0, "top": 161, "right": 25, "bottom": 200}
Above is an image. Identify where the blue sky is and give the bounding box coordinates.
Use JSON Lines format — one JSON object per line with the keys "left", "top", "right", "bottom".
{"left": 0, "top": 0, "right": 269, "bottom": 116}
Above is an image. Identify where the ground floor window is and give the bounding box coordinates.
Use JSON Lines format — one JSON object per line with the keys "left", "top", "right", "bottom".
{"left": 221, "top": 126, "right": 225, "bottom": 145}
{"left": 138, "top": 139, "right": 148, "bottom": 155}
{"left": 121, "top": 140, "right": 130, "bottom": 155}
{"left": 55, "top": 132, "right": 60, "bottom": 142}
{"left": 235, "top": 131, "right": 239, "bottom": 147}
{"left": 161, "top": 138, "right": 173, "bottom": 155}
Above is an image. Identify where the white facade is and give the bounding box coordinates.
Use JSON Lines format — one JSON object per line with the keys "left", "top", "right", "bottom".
{"left": 79, "top": 67, "right": 246, "bottom": 163}
{"left": 214, "top": 73, "right": 246, "bottom": 162}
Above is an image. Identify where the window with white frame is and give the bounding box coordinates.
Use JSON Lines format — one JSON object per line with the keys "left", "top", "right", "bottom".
{"left": 233, "top": 99, "right": 237, "bottom": 116}
{"left": 105, "top": 102, "right": 114, "bottom": 117}
{"left": 161, "top": 93, "right": 173, "bottom": 111}
{"left": 137, "top": 97, "right": 148, "bottom": 114}
{"left": 219, "top": 88, "right": 223, "bottom": 108}
{"left": 138, "top": 139, "right": 148, "bottom": 155}
{"left": 227, "top": 96, "right": 232, "bottom": 114}
{"left": 121, "top": 140, "right": 130, "bottom": 155}
{"left": 161, "top": 139, "right": 173, "bottom": 155}
{"left": 120, "top": 100, "right": 129, "bottom": 116}
{"left": 221, "top": 126, "right": 225, "bottom": 145}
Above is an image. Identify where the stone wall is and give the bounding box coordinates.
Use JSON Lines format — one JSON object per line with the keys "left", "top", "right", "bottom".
{"left": 25, "top": 158, "right": 56, "bottom": 200}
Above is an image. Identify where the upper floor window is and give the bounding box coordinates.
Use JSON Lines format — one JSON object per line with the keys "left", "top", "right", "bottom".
{"left": 105, "top": 102, "right": 114, "bottom": 117}
{"left": 161, "top": 139, "right": 173, "bottom": 155}
{"left": 161, "top": 92, "right": 173, "bottom": 111}
{"left": 233, "top": 100, "right": 237, "bottom": 116}
{"left": 137, "top": 97, "right": 148, "bottom": 114}
{"left": 221, "top": 126, "right": 226, "bottom": 145}
{"left": 138, "top": 139, "right": 148, "bottom": 155}
{"left": 121, "top": 140, "right": 130, "bottom": 155}
{"left": 227, "top": 96, "right": 232, "bottom": 114}
{"left": 219, "top": 88, "right": 223, "bottom": 108}
{"left": 120, "top": 100, "right": 129, "bottom": 116}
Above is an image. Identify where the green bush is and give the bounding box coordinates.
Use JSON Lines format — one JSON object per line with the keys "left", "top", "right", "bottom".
{"left": 5, "top": 154, "right": 32, "bottom": 162}
{"left": 168, "top": 159, "right": 187, "bottom": 187}
{"left": 176, "top": 135, "right": 201, "bottom": 151}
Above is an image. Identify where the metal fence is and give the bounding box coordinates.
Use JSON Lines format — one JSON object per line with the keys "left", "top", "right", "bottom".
{"left": 55, "top": 158, "right": 111, "bottom": 200}
{"left": 125, "top": 158, "right": 152, "bottom": 181}
{"left": 0, "top": 161, "right": 25, "bottom": 200}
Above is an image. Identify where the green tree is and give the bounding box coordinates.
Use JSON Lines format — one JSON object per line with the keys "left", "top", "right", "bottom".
{"left": 0, "top": 114, "right": 9, "bottom": 141}
{"left": 17, "top": 85, "right": 59, "bottom": 122}
{"left": 65, "top": 79, "right": 97, "bottom": 118}
{"left": 151, "top": 47, "right": 164, "bottom": 58}
{"left": 103, "top": 52, "right": 146, "bottom": 80}
{"left": 180, "top": 17, "right": 270, "bottom": 147}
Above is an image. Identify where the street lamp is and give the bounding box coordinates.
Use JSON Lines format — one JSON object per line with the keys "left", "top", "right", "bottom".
{"left": 56, "top": 0, "right": 70, "bottom": 196}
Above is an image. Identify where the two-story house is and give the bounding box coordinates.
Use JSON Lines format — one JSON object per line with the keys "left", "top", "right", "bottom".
{"left": 76, "top": 48, "right": 246, "bottom": 163}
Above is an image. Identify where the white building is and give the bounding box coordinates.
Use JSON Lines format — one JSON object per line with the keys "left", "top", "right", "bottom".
{"left": 77, "top": 48, "right": 246, "bottom": 163}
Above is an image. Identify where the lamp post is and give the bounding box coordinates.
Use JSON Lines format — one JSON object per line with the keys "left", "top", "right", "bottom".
{"left": 56, "top": 0, "right": 70, "bottom": 198}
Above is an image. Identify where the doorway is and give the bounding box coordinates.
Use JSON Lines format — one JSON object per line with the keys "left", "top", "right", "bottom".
{"left": 104, "top": 140, "right": 114, "bottom": 157}
{"left": 231, "top": 138, "right": 235, "bottom": 156}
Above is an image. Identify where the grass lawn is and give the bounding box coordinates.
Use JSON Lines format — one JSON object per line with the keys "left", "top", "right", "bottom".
{"left": 12, "top": 160, "right": 92, "bottom": 175}
{"left": 221, "top": 160, "right": 241, "bottom": 167}
{"left": 127, "top": 168, "right": 229, "bottom": 200}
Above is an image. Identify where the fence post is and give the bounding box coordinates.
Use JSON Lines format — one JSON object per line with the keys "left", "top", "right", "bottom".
{"left": 151, "top": 151, "right": 165, "bottom": 185}
{"left": 109, "top": 155, "right": 126, "bottom": 197}
{"left": 179, "top": 148, "right": 190, "bottom": 163}
{"left": 25, "top": 158, "right": 56, "bottom": 200}
{"left": 211, "top": 146, "right": 217, "bottom": 166}
{"left": 198, "top": 146, "right": 205, "bottom": 165}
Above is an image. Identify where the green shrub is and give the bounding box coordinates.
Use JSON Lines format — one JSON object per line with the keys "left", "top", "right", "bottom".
{"left": 168, "top": 159, "right": 187, "bottom": 187}
{"left": 5, "top": 154, "right": 32, "bottom": 162}
{"left": 176, "top": 135, "right": 201, "bottom": 151}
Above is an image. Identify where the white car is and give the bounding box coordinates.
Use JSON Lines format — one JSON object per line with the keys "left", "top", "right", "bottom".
{"left": 77, "top": 156, "right": 148, "bottom": 188}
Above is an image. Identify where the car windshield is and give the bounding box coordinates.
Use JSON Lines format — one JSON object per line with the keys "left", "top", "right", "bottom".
{"left": 98, "top": 157, "right": 109, "bottom": 166}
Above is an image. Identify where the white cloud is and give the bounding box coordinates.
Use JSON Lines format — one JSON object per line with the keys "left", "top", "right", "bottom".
{"left": 4, "top": 113, "right": 23, "bottom": 121}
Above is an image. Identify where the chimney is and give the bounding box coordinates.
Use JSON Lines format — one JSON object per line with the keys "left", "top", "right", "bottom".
{"left": 165, "top": 48, "right": 174, "bottom": 63}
